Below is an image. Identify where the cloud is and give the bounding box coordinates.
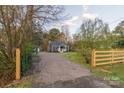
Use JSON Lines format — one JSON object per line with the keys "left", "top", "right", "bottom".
{"left": 63, "top": 21, "right": 74, "bottom": 26}
{"left": 81, "top": 5, "right": 98, "bottom": 20}
{"left": 81, "top": 13, "right": 98, "bottom": 20}
{"left": 63, "top": 16, "right": 79, "bottom": 26}
{"left": 69, "top": 16, "right": 79, "bottom": 22}
{"left": 63, "top": 6, "right": 98, "bottom": 26}
{"left": 63, "top": 14, "right": 98, "bottom": 27}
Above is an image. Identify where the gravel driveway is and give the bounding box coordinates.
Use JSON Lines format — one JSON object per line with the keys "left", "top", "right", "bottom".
{"left": 31, "top": 52, "right": 124, "bottom": 88}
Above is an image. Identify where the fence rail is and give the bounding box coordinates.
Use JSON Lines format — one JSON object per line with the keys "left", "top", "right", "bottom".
{"left": 91, "top": 49, "right": 124, "bottom": 67}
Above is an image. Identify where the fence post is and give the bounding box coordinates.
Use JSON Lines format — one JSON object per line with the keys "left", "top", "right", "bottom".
{"left": 91, "top": 49, "right": 96, "bottom": 67}
{"left": 16, "top": 48, "right": 20, "bottom": 80}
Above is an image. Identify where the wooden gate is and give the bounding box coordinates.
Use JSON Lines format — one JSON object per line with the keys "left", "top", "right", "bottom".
{"left": 91, "top": 49, "right": 124, "bottom": 67}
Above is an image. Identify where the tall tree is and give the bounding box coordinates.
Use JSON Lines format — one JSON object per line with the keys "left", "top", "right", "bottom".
{"left": 0, "top": 5, "right": 65, "bottom": 86}
{"left": 72, "top": 18, "right": 110, "bottom": 64}
{"left": 79, "top": 18, "right": 110, "bottom": 49}
{"left": 113, "top": 20, "right": 124, "bottom": 38}
{"left": 49, "top": 28, "right": 61, "bottom": 41}
{"left": 0, "top": 5, "right": 64, "bottom": 62}
{"left": 61, "top": 25, "right": 70, "bottom": 43}
{"left": 112, "top": 20, "right": 124, "bottom": 48}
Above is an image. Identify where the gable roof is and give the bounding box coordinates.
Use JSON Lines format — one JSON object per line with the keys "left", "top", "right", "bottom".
{"left": 49, "top": 41, "right": 67, "bottom": 46}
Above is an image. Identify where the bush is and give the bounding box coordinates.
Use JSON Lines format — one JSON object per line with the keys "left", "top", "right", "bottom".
{"left": 0, "top": 51, "right": 15, "bottom": 87}
{"left": 112, "top": 39, "right": 124, "bottom": 48}
{"left": 21, "top": 42, "right": 34, "bottom": 54}
{"left": 77, "top": 48, "right": 92, "bottom": 64}
{"left": 20, "top": 42, "right": 34, "bottom": 75}
{"left": 0, "top": 41, "right": 34, "bottom": 87}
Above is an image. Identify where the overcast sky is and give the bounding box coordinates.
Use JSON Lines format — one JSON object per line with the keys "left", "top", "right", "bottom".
{"left": 49, "top": 5, "right": 124, "bottom": 36}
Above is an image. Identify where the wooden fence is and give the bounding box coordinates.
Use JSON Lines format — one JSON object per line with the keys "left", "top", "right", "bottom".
{"left": 91, "top": 49, "right": 124, "bottom": 67}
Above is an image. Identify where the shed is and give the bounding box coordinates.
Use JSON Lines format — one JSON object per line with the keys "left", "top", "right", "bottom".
{"left": 48, "top": 41, "right": 69, "bottom": 53}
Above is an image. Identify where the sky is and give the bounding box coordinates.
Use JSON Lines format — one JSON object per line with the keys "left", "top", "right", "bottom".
{"left": 50, "top": 5, "right": 124, "bottom": 36}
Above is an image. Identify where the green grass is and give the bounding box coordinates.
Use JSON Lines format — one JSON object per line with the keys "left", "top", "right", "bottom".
{"left": 6, "top": 77, "right": 32, "bottom": 88}
{"left": 13, "top": 80, "right": 32, "bottom": 88}
{"left": 62, "top": 52, "right": 124, "bottom": 84}
{"left": 62, "top": 52, "right": 89, "bottom": 68}
{"left": 92, "top": 64, "right": 124, "bottom": 83}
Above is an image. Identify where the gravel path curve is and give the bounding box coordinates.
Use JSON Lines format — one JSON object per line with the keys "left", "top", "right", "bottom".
{"left": 31, "top": 52, "right": 124, "bottom": 88}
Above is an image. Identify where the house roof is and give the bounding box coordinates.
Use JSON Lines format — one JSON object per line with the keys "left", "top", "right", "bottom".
{"left": 49, "top": 41, "right": 67, "bottom": 46}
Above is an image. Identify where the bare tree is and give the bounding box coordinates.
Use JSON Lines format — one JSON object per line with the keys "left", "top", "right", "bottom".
{"left": 78, "top": 18, "right": 110, "bottom": 49}
{"left": 0, "top": 5, "right": 65, "bottom": 85}
{"left": 61, "top": 25, "right": 70, "bottom": 43}
{"left": 0, "top": 5, "right": 65, "bottom": 61}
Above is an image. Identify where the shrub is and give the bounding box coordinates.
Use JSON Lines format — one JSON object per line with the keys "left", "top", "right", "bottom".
{"left": 0, "top": 51, "right": 15, "bottom": 87}
{"left": 77, "top": 48, "right": 92, "bottom": 64}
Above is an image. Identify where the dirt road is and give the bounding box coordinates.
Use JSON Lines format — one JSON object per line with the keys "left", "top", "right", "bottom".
{"left": 31, "top": 52, "right": 123, "bottom": 88}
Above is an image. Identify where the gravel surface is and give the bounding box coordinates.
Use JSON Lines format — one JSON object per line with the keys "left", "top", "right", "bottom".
{"left": 31, "top": 52, "right": 124, "bottom": 88}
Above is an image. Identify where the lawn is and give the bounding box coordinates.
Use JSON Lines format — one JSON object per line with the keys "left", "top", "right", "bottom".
{"left": 12, "top": 80, "right": 32, "bottom": 88}
{"left": 62, "top": 52, "right": 124, "bottom": 84}
{"left": 62, "top": 52, "right": 82, "bottom": 64}
{"left": 92, "top": 64, "right": 124, "bottom": 84}
{"left": 62, "top": 52, "right": 89, "bottom": 68}
{"left": 6, "top": 77, "right": 32, "bottom": 88}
